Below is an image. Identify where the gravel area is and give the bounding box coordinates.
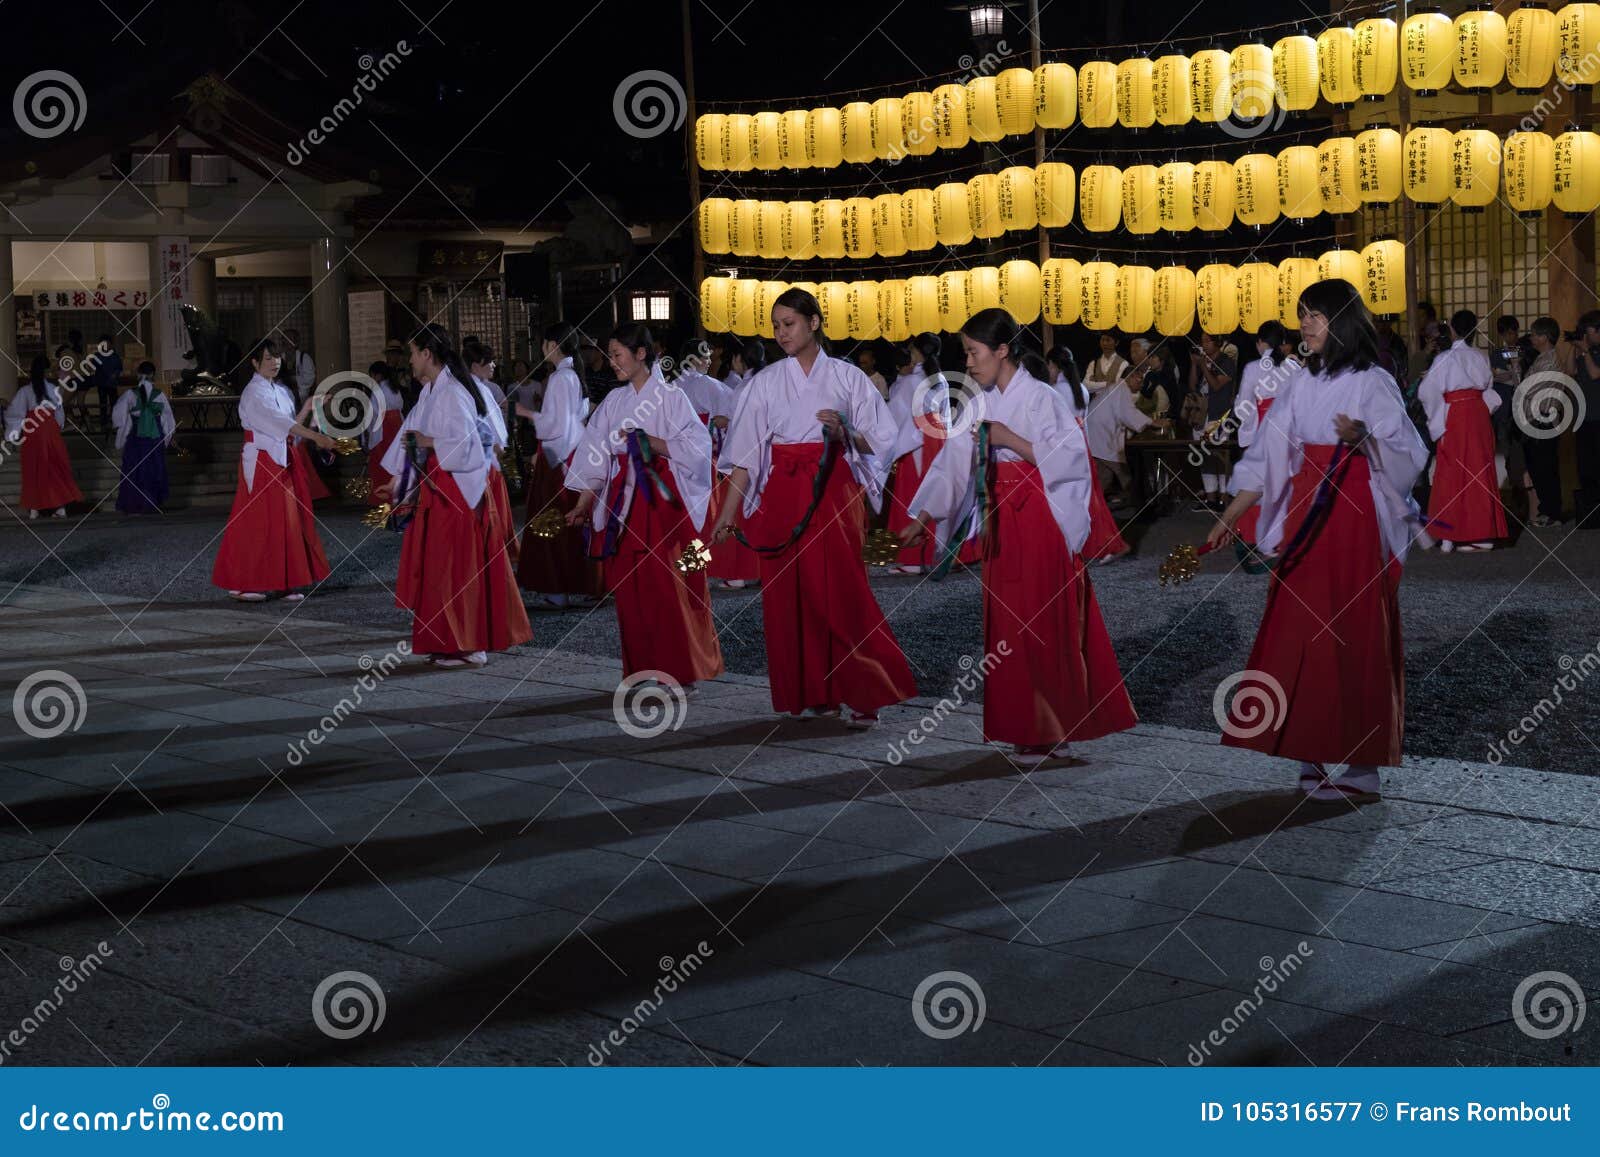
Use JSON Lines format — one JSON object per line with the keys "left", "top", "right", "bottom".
{"left": 3, "top": 503, "right": 1596, "bottom": 774}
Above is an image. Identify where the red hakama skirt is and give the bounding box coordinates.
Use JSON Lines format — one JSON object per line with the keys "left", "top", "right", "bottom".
{"left": 593, "top": 453, "right": 724, "bottom": 685}
{"left": 1234, "top": 396, "right": 1275, "bottom": 545}
{"left": 1222, "top": 444, "right": 1403, "bottom": 767}
{"left": 400, "top": 458, "right": 532, "bottom": 655}
{"left": 751, "top": 443, "right": 916, "bottom": 715}
{"left": 366, "top": 410, "right": 404, "bottom": 505}
{"left": 516, "top": 445, "right": 602, "bottom": 596}
{"left": 18, "top": 415, "right": 82, "bottom": 511}
{"left": 1079, "top": 418, "right": 1129, "bottom": 559}
{"left": 982, "top": 461, "right": 1137, "bottom": 745}
{"left": 885, "top": 430, "right": 944, "bottom": 568}
{"left": 211, "top": 435, "right": 331, "bottom": 592}
{"left": 295, "top": 440, "right": 333, "bottom": 501}
{"left": 1428, "top": 389, "right": 1508, "bottom": 543}
{"left": 487, "top": 466, "right": 517, "bottom": 555}
{"left": 706, "top": 415, "right": 761, "bottom": 583}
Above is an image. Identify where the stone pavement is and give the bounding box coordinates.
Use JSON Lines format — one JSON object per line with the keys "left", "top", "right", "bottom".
{"left": 0, "top": 583, "right": 1595, "bottom": 1067}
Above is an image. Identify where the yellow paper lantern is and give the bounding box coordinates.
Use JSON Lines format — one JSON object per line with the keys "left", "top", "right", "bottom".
{"left": 1079, "top": 61, "right": 1118, "bottom": 128}
{"left": 1318, "top": 137, "right": 1360, "bottom": 214}
{"left": 782, "top": 200, "right": 815, "bottom": 260}
{"left": 907, "top": 276, "right": 941, "bottom": 334}
{"left": 1035, "top": 162, "right": 1075, "bottom": 227}
{"left": 817, "top": 283, "right": 850, "bottom": 341}
{"left": 722, "top": 114, "right": 754, "bottom": 172}
{"left": 753, "top": 111, "right": 782, "bottom": 171}
{"left": 732, "top": 278, "right": 759, "bottom": 336}
{"left": 1154, "top": 265, "right": 1197, "bottom": 337}
{"left": 967, "top": 266, "right": 1001, "bottom": 315}
{"left": 871, "top": 97, "right": 906, "bottom": 161}
{"left": 1273, "top": 34, "right": 1320, "bottom": 113}
{"left": 1197, "top": 264, "right": 1240, "bottom": 335}
{"left": 932, "top": 84, "right": 970, "bottom": 150}
{"left": 730, "top": 198, "right": 759, "bottom": 257}
{"left": 813, "top": 199, "right": 846, "bottom": 260}
{"left": 998, "top": 260, "right": 1042, "bottom": 324}
{"left": 1277, "top": 145, "right": 1321, "bottom": 220}
{"left": 757, "top": 201, "right": 785, "bottom": 260}
{"left": 934, "top": 182, "right": 974, "bottom": 246}
{"left": 900, "top": 92, "right": 937, "bottom": 157}
{"left": 700, "top": 278, "right": 732, "bottom": 333}
{"left": 1317, "top": 248, "right": 1363, "bottom": 288}
{"left": 1034, "top": 63, "right": 1077, "bottom": 129}
{"left": 840, "top": 102, "right": 874, "bottom": 164}
{"left": 1402, "top": 7, "right": 1454, "bottom": 95}
{"left": 879, "top": 280, "right": 910, "bottom": 343}
{"left": 873, "top": 193, "right": 906, "bottom": 257}
{"left": 1559, "top": 3, "right": 1600, "bottom": 86}
{"left": 1455, "top": 5, "right": 1508, "bottom": 90}
{"left": 1354, "top": 17, "right": 1399, "bottom": 99}
{"left": 1277, "top": 258, "right": 1320, "bottom": 327}
{"left": 938, "top": 271, "right": 970, "bottom": 331}
{"left": 968, "top": 173, "right": 1004, "bottom": 240}
{"left": 1154, "top": 54, "right": 1194, "bottom": 126}
{"left": 1042, "top": 258, "right": 1082, "bottom": 325}
{"left": 1121, "top": 164, "right": 1160, "bottom": 235}
{"left": 900, "top": 188, "right": 937, "bottom": 251}
{"left": 847, "top": 282, "right": 880, "bottom": 339}
{"left": 998, "top": 166, "right": 1038, "bottom": 232}
{"left": 695, "top": 114, "right": 725, "bottom": 170}
{"left": 1231, "top": 43, "right": 1275, "bottom": 120}
{"left": 699, "top": 197, "right": 732, "bottom": 254}
{"left": 807, "top": 107, "right": 843, "bottom": 168}
{"left": 1157, "top": 162, "right": 1196, "bottom": 232}
{"left": 1234, "top": 153, "right": 1281, "bottom": 226}
{"left": 1193, "top": 160, "right": 1236, "bottom": 231}
{"left": 1319, "top": 25, "right": 1360, "bottom": 105}
{"left": 843, "top": 196, "right": 875, "bottom": 258}
{"left": 1080, "top": 164, "right": 1123, "bottom": 232}
{"left": 787, "top": 281, "right": 819, "bottom": 304}
{"left": 755, "top": 282, "right": 786, "bottom": 340}
{"left": 779, "top": 110, "right": 809, "bottom": 168}
{"left": 1355, "top": 125, "right": 1402, "bottom": 202}
{"left": 1508, "top": 3, "right": 1559, "bottom": 91}
{"left": 1235, "top": 264, "right": 1279, "bottom": 333}
{"left": 1451, "top": 127, "right": 1501, "bottom": 209}
{"left": 1079, "top": 261, "right": 1118, "bottom": 330}
{"left": 1404, "top": 126, "right": 1454, "bottom": 204}
{"left": 997, "top": 67, "right": 1035, "bottom": 136}
{"left": 1191, "top": 48, "right": 1232, "bottom": 121}
{"left": 967, "top": 76, "right": 1004, "bottom": 142}
{"left": 1116, "top": 265, "right": 1155, "bottom": 333}
{"left": 1504, "top": 131, "right": 1555, "bottom": 215}
{"left": 1553, "top": 129, "right": 1600, "bottom": 213}
{"left": 1117, "top": 56, "right": 1155, "bottom": 129}
{"left": 1361, "top": 239, "right": 1406, "bottom": 315}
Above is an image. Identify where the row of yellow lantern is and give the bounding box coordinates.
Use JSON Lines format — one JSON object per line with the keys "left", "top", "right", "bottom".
{"left": 699, "top": 244, "right": 1405, "bottom": 340}
{"left": 694, "top": 7, "right": 1600, "bottom": 170}
{"left": 697, "top": 129, "right": 1600, "bottom": 260}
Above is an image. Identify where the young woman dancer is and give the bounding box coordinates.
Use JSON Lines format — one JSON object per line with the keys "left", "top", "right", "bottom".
{"left": 211, "top": 339, "right": 335, "bottom": 601}
{"left": 5, "top": 355, "right": 84, "bottom": 519}
{"left": 1049, "top": 345, "right": 1128, "bottom": 563}
{"left": 564, "top": 324, "right": 724, "bottom": 688}
{"left": 380, "top": 324, "right": 532, "bottom": 667}
{"left": 1231, "top": 321, "right": 1299, "bottom": 547}
{"left": 111, "top": 360, "right": 175, "bottom": 514}
{"left": 900, "top": 309, "right": 1137, "bottom": 764}
{"left": 1417, "top": 309, "right": 1507, "bottom": 553}
{"left": 711, "top": 288, "right": 915, "bottom": 726}
{"left": 883, "top": 333, "right": 947, "bottom": 575}
{"left": 364, "top": 361, "right": 406, "bottom": 506}
{"left": 707, "top": 339, "right": 766, "bottom": 588}
{"left": 1209, "top": 279, "right": 1429, "bottom": 801}
{"left": 465, "top": 338, "right": 517, "bottom": 554}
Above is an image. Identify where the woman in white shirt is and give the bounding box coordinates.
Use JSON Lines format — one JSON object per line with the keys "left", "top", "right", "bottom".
{"left": 466, "top": 339, "right": 516, "bottom": 554}
{"left": 1416, "top": 310, "right": 1507, "bottom": 551}
{"left": 1210, "top": 279, "right": 1429, "bottom": 801}
{"left": 900, "top": 309, "right": 1137, "bottom": 765}
{"left": 711, "top": 288, "right": 915, "bottom": 726}
{"left": 1230, "top": 321, "right": 1300, "bottom": 545}
{"left": 883, "top": 334, "right": 946, "bottom": 574}
{"left": 211, "top": 339, "right": 336, "bottom": 601}
{"left": 364, "top": 361, "right": 407, "bottom": 507}
{"left": 1048, "top": 345, "right": 1127, "bottom": 562}
{"left": 5, "top": 356, "right": 84, "bottom": 519}
{"left": 111, "top": 359, "right": 176, "bottom": 514}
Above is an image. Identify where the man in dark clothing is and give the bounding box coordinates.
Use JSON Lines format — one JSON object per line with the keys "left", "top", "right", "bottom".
{"left": 1188, "top": 333, "right": 1236, "bottom": 511}
{"left": 1570, "top": 309, "right": 1600, "bottom": 527}
{"left": 90, "top": 333, "right": 123, "bottom": 431}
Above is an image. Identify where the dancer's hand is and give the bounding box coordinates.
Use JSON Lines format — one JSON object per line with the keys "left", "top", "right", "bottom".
{"left": 372, "top": 482, "right": 393, "bottom": 503}
{"left": 565, "top": 492, "right": 595, "bottom": 526}
{"left": 1334, "top": 413, "right": 1367, "bottom": 445}
{"left": 1205, "top": 519, "right": 1236, "bottom": 551}
{"left": 816, "top": 409, "right": 845, "bottom": 440}
{"left": 310, "top": 432, "right": 337, "bottom": 451}
{"left": 897, "top": 514, "right": 932, "bottom": 548}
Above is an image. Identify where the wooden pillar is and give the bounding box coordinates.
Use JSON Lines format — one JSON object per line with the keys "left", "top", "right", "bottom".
{"left": 1030, "top": 0, "right": 1050, "bottom": 350}
{"left": 682, "top": 0, "right": 704, "bottom": 338}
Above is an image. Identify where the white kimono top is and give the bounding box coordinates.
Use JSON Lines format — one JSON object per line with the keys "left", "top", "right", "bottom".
{"left": 1417, "top": 339, "right": 1500, "bottom": 442}
{"left": 1236, "top": 355, "right": 1301, "bottom": 448}
{"left": 238, "top": 374, "right": 300, "bottom": 492}
{"left": 677, "top": 370, "right": 734, "bottom": 420}
{"left": 111, "top": 381, "right": 176, "bottom": 450}
{"left": 887, "top": 365, "right": 949, "bottom": 467}
{"left": 720, "top": 349, "right": 898, "bottom": 516}
{"left": 379, "top": 368, "right": 490, "bottom": 509}
{"left": 1230, "top": 364, "right": 1430, "bottom": 563}
{"left": 910, "top": 367, "right": 1093, "bottom": 557}
{"left": 4, "top": 381, "right": 68, "bottom": 440}
{"left": 565, "top": 366, "right": 714, "bottom": 533}
{"left": 1084, "top": 381, "right": 1152, "bottom": 462}
{"left": 361, "top": 382, "right": 406, "bottom": 450}
{"left": 534, "top": 358, "right": 589, "bottom": 468}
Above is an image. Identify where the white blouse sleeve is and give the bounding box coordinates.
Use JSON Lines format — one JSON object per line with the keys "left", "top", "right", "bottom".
{"left": 1246, "top": 374, "right": 1305, "bottom": 555}
{"left": 158, "top": 390, "right": 177, "bottom": 441}
{"left": 238, "top": 382, "right": 297, "bottom": 442}
{"left": 719, "top": 375, "right": 773, "bottom": 513}
{"left": 1027, "top": 384, "right": 1093, "bottom": 555}
{"left": 1361, "top": 371, "right": 1431, "bottom": 564}
{"left": 430, "top": 384, "right": 486, "bottom": 475}
{"left": 663, "top": 388, "right": 714, "bottom": 532}
{"left": 908, "top": 428, "right": 978, "bottom": 558}
{"left": 838, "top": 362, "right": 898, "bottom": 511}
{"left": 4, "top": 390, "right": 30, "bottom": 440}
{"left": 534, "top": 368, "right": 578, "bottom": 443}
{"left": 1416, "top": 359, "right": 1447, "bottom": 442}
{"left": 564, "top": 393, "right": 614, "bottom": 495}
{"left": 112, "top": 390, "right": 136, "bottom": 449}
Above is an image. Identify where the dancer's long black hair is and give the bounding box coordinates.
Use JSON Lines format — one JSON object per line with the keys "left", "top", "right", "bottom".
{"left": 1046, "top": 345, "right": 1089, "bottom": 410}
{"left": 1257, "top": 320, "right": 1289, "bottom": 366}
{"left": 545, "top": 321, "right": 588, "bottom": 395}
{"left": 960, "top": 308, "right": 1049, "bottom": 384}
{"left": 1296, "top": 279, "right": 1379, "bottom": 379}
{"left": 248, "top": 337, "right": 296, "bottom": 407}
{"left": 910, "top": 332, "right": 941, "bottom": 380}
{"left": 412, "top": 323, "right": 486, "bottom": 416}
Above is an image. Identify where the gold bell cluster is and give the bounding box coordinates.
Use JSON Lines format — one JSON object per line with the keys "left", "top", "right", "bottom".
{"left": 676, "top": 538, "right": 712, "bottom": 574}
{"left": 1157, "top": 544, "right": 1203, "bottom": 587}
{"left": 526, "top": 509, "right": 566, "bottom": 539}
{"left": 863, "top": 528, "right": 902, "bottom": 567}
